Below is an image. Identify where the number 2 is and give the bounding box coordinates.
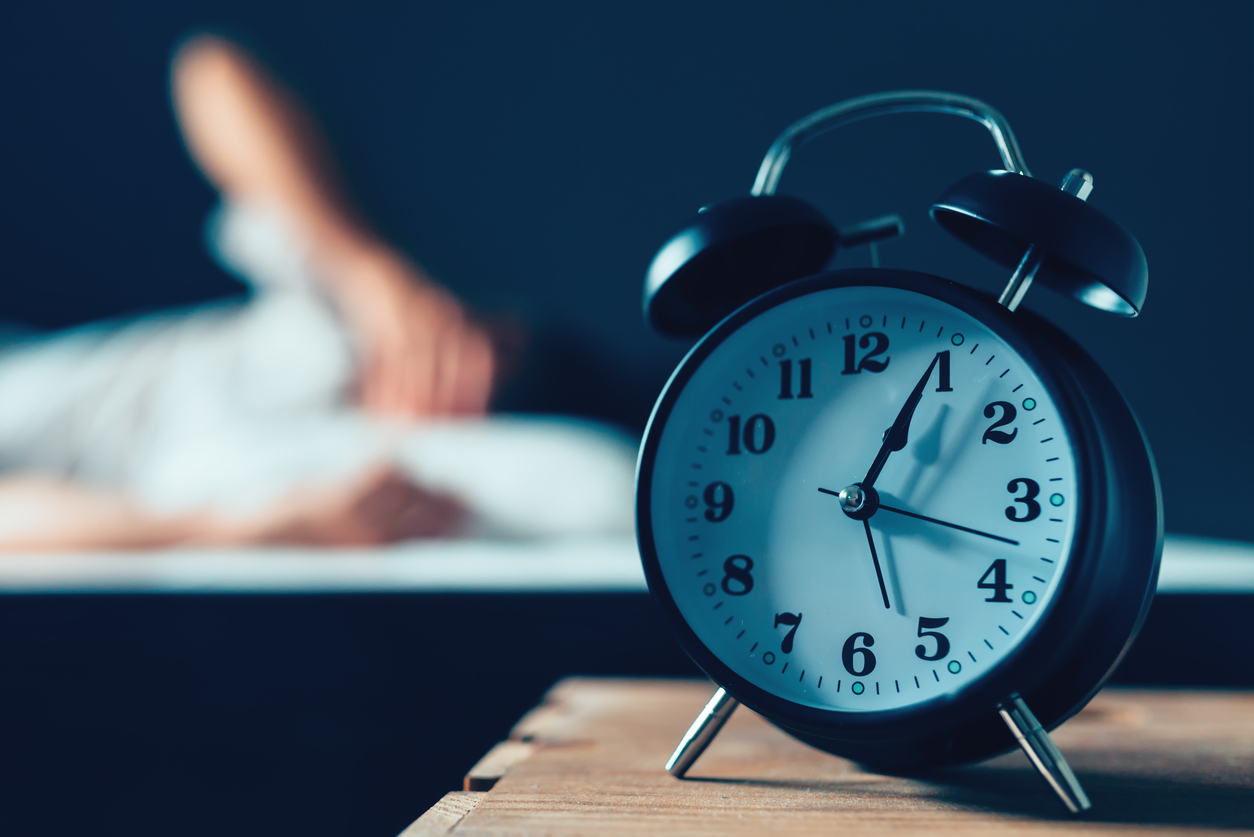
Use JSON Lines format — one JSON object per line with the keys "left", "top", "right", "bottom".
{"left": 982, "top": 401, "right": 1018, "bottom": 444}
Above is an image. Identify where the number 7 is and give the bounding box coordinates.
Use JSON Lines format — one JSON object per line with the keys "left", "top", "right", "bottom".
{"left": 774, "top": 612, "right": 802, "bottom": 653}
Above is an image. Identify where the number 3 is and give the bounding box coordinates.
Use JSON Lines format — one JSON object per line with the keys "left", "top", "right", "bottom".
{"left": 1005, "top": 478, "right": 1041, "bottom": 522}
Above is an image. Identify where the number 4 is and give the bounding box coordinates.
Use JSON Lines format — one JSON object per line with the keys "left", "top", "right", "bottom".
{"left": 978, "top": 558, "right": 1014, "bottom": 602}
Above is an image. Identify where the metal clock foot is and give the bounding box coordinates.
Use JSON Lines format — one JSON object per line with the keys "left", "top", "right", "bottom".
{"left": 997, "top": 693, "right": 1092, "bottom": 813}
{"left": 665, "top": 687, "right": 740, "bottom": 778}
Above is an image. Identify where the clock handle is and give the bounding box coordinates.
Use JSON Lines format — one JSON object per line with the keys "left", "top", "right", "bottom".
{"left": 998, "top": 693, "right": 1092, "bottom": 813}
{"left": 665, "top": 687, "right": 740, "bottom": 778}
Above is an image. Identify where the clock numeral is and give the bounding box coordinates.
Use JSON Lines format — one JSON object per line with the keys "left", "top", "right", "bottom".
{"left": 934, "top": 349, "right": 953, "bottom": 392}
{"left": 982, "top": 401, "right": 1019, "bottom": 444}
{"left": 725, "top": 414, "right": 775, "bottom": 455}
{"left": 841, "top": 631, "right": 877, "bottom": 676}
{"left": 914, "top": 616, "right": 951, "bottom": 661}
{"left": 1005, "top": 477, "right": 1042, "bottom": 522}
{"left": 841, "top": 332, "right": 891, "bottom": 375}
{"left": 720, "top": 554, "right": 755, "bottom": 596}
{"left": 778, "top": 358, "right": 813, "bottom": 399}
{"left": 978, "top": 558, "right": 1014, "bottom": 602}
{"left": 702, "top": 481, "right": 735, "bottom": 522}
{"left": 773, "top": 611, "right": 802, "bottom": 653}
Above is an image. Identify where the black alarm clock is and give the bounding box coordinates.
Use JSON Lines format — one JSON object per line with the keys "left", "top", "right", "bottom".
{"left": 635, "top": 91, "right": 1162, "bottom": 812}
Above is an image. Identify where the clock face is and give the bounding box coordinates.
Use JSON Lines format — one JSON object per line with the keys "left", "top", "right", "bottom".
{"left": 642, "top": 281, "right": 1080, "bottom": 714}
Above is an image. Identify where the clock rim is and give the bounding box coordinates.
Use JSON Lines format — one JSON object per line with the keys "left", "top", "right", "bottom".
{"left": 636, "top": 267, "right": 1146, "bottom": 745}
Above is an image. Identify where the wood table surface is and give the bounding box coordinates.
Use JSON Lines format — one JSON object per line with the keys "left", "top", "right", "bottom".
{"left": 402, "top": 678, "right": 1254, "bottom": 836}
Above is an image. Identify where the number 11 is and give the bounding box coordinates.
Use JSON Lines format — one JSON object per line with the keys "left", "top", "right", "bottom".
{"left": 778, "top": 358, "right": 813, "bottom": 399}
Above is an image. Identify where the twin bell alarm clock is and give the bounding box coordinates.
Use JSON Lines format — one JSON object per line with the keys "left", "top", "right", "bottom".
{"left": 634, "top": 91, "right": 1162, "bottom": 812}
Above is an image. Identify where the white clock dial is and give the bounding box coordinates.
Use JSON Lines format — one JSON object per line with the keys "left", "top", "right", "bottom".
{"left": 646, "top": 284, "right": 1079, "bottom": 713}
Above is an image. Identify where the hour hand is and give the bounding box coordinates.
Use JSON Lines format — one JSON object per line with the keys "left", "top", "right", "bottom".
{"left": 862, "top": 352, "right": 943, "bottom": 490}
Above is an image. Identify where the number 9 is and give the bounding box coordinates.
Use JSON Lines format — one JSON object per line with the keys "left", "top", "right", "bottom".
{"left": 703, "top": 481, "right": 735, "bottom": 522}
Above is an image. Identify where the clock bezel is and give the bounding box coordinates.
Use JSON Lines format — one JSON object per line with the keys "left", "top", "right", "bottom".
{"left": 637, "top": 267, "right": 1156, "bottom": 752}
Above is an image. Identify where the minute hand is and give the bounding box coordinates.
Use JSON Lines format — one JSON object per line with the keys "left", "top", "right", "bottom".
{"left": 860, "top": 352, "right": 940, "bottom": 490}
{"left": 877, "top": 504, "right": 1020, "bottom": 546}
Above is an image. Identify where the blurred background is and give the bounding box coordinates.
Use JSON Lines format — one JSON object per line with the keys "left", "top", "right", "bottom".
{"left": 1, "top": 1, "right": 1250, "bottom": 835}
{"left": 4, "top": 1, "right": 1250, "bottom": 540}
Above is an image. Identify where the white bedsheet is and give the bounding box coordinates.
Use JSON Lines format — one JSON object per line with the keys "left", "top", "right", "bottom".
{"left": 0, "top": 533, "right": 1246, "bottom": 595}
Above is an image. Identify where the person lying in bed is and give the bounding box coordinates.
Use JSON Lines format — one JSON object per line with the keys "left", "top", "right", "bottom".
{"left": 0, "top": 35, "right": 634, "bottom": 550}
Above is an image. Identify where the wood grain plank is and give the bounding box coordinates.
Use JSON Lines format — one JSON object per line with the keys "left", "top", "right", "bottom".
{"left": 398, "top": 791, "right": 484, "bottom": 835}
{"left": 464, "top": 740, "right": 537, "bottom": 791}
{"left": 425, "top": 679, "right": 1254, "bottom": 835}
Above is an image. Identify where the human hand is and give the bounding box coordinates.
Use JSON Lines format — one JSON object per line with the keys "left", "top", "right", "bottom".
{"left": 332, "top": 247, "right": 496, "bottom": 419}
{"left": 253, "top": 466, "right": 465, "bottom": 546}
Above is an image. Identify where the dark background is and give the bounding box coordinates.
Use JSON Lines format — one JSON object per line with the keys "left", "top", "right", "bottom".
{"left": 3, "top": 0, "right": 1251, "bottom": 539}
{"left": 2, "top": 2, "right": 1253, "bottom": 835}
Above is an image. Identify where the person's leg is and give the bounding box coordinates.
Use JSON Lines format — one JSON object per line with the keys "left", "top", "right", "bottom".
{"left": 171, "top": 35, "right": 495, "bottom": 418}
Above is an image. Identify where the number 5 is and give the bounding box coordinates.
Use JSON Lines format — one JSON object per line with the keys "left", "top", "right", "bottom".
{"left": 914, "top": 616, "right": 951, "bottom": 661}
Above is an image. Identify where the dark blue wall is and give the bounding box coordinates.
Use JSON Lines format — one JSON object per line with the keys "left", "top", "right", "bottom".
{"left": 2, "top": 2, "right": 1251, "bottom": 538}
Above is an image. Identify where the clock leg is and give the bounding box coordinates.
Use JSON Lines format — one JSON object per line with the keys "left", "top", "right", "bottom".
{"left": 997, "top": 693, "right": 1092, "bottom": 813}
{"left": 665, "top": 687, "right": 739, "bottom": 778}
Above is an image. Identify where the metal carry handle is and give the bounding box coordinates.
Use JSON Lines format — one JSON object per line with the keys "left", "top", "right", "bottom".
{"left": 751, "top": 90, "right": 1032, "bottom": 196}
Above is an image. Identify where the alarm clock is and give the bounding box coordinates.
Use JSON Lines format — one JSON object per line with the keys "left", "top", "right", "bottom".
{"left": 635, "top": 91, "right": 1162, "bottom": 813}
